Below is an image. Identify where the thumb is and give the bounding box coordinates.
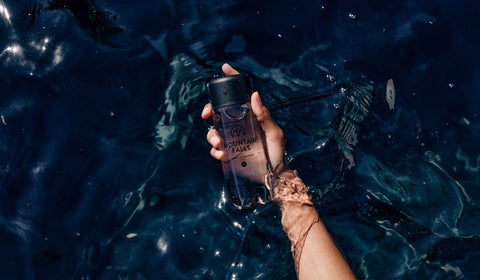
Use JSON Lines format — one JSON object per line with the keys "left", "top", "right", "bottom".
{"left": 251, "top": 92, "right": 284, "bottom": 142}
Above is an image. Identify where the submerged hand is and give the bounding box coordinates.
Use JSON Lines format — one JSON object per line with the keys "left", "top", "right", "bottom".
{"left": 201, "top": 63, "right": 286, "bottom": 172}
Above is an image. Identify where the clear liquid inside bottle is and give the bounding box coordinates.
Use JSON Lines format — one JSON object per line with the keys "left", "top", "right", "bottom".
{"left": 213, "top": 103, "right": 270, "bottom": 210}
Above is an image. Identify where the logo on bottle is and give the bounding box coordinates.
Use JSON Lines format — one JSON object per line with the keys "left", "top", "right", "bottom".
{"left": 226, "top": 125, "right": 256, "bottom": 154}
{"left": 231, "top": 125, "right": 246, "bottom": 138}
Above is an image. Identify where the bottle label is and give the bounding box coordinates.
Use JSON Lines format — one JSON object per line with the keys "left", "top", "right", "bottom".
{"left": 224, "top": 125, "right": 257, "bottom": 154}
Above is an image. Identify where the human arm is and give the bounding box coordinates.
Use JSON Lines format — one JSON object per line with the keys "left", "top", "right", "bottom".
{"left": 270, "top": 168, "right": 356, "bottom": 280}
{"left": 202, "top": 63, "right": 356, "bottom": 280}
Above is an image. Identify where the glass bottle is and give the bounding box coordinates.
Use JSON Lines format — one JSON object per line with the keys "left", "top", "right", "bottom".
{"left": 208, "top": 74, "right": 271, "bottom": 210}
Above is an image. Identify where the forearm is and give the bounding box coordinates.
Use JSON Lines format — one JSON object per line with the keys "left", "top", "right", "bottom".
{"left": 300, "top": 221, "right": 356, "bottom": 280}
{"left": 270, "top": 169, "right": 356, "bottom": 280}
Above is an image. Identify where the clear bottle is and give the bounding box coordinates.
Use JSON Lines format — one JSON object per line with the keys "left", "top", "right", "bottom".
{"left": 208, "top": 74, "right": 271, "bottom": 210}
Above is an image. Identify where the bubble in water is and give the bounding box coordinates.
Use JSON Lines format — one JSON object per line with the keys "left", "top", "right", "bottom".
{"left": 277, "top": 33, "right": 282, "bottom": 38}
{"left": 157, "top": 235, "right": 168, "bottom": 255}
{"left": 326, "top": 73, "right": 335, "bottom": 82}
{"left": 424, "top": 151, "right": 441, "bottom": 163}
{"left": 460, "top": 117, "right": 470, "bottom": 126}
{"left": 232, "top": 221, "right": 243, "bottom": 229}
{"left": 126, "top": 233, "right": 138, "bottom": 238}
{"left": 348, "top": 13, "right": 357, "bottom": 20}
{"left": 448, "top": 82, "right": 455, "bottom": 88}
{"left": 386, "top": 79, "right": 395, "bottom": 110}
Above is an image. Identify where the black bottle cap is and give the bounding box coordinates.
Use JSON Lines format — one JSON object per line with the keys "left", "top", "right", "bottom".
{"left": 207, "top": 74, "right": 252, "bottom": 109}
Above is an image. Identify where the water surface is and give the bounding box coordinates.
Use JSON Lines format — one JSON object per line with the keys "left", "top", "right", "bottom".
{"left": 1, "top": 0, "right": 479, "bottom": 279}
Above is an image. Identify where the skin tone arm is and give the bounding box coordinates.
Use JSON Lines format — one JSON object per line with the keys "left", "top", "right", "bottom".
{"left": 202, "top": 64, "right": 356, "bottom": 280}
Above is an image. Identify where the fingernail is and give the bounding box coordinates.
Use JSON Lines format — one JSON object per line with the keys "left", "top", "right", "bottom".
{"left": 211, "top": 136, "right": 220, "bottom": 145}
{"left": 215, "top": 150, "right": 223, "bottom": 158}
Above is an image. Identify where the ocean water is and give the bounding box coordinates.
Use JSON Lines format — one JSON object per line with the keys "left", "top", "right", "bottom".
{"left": 1, "top": 0, "right": 479, "bottom": 279}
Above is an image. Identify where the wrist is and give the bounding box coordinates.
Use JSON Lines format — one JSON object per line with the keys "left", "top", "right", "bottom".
{"left": 267, "top": 167, "right": 313, "bottom": 206}
{"left": 271, "top": 160, "right": 289, "bottom": 176}
{"left": 266, "top": 166, "right": 320, "bottom": 275}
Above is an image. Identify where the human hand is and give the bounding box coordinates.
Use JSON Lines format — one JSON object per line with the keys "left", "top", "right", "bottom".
{"left": 201, "top": 63, "right": 286, "bottom": 173}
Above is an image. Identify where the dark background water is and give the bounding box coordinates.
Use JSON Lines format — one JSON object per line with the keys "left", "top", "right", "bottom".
{"left": 1, "top": 0, "right": 479, "bottom": 279}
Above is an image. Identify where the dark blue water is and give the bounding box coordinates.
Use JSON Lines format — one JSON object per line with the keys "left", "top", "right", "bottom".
{"left": 1, "top": 0, "right": 479, "bottom": 279}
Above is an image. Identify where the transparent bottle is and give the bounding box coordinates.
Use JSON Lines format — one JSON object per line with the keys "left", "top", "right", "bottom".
{"left": 208, "top": 74, "right": 271, "bottom": 210}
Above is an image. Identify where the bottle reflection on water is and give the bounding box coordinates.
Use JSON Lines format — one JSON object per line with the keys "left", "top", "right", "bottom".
{"left": 208, "top": 74, "right": 271, "bottom": 210}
